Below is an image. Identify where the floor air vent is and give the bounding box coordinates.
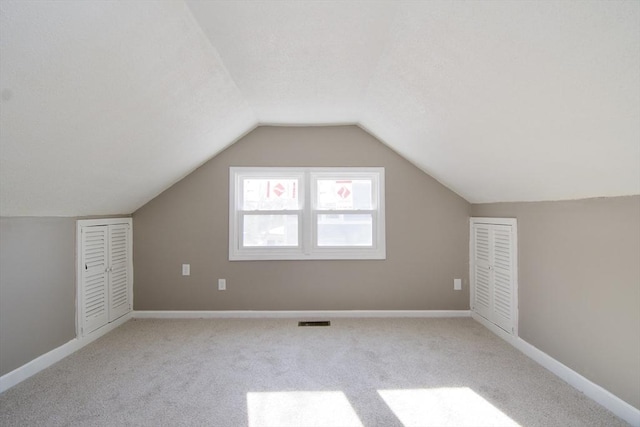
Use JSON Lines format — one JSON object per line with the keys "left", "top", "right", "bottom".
{"left": 298, "top": 321, "right": 331, "bottom": 327}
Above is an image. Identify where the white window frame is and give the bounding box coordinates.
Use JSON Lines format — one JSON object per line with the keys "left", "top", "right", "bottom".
{"left": 229, "top": 167, "right": 385, "bottom": 261}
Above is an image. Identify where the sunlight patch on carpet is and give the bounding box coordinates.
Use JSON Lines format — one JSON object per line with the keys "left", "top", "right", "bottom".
{"left": 378, "top": 387, "right": 520, "bottom": 427}
{"left": 247, "top": 391, "right": 363, "bottom": 427}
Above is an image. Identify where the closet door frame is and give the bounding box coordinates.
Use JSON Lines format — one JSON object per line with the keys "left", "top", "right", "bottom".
{"left": 76, "top": 218, "right": 133, "bottom": 338}
{"left": 469, "top": 217, "right": 519, "bottom": 336}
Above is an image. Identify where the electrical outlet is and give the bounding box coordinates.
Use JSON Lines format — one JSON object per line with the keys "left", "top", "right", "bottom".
{"left": 454, "top": 278, "right": 462, "bottom": 290}
{"left": 218, "top": 278, "right": 226, "bottom": 290}
{"left": 182, "top": 264, "right": 190, "bottom": 276}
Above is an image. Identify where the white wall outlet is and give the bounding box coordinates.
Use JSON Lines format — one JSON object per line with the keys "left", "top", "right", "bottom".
{"left": 454, "top": 278, "right": 462, "bottom": 290}
{"left": 182, "top": 264, "right": 190, "bottom": 276}
{"left": 218, "top": 278, "right": 226, "bottom": 290}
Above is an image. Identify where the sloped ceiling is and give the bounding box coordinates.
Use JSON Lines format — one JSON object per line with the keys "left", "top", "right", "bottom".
{"left": 1, "top": 1, "right": 638, "bottom": 216}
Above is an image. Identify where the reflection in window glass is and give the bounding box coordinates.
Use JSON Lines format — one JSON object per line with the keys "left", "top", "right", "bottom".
{"left": 243, "top": 215, "right": 298, "bottom": 247}
{"left": 243, "top": 179, "right": 299, "bottom": 210}
{"left": 317, "top": 180, "right": 372, "bottom": 210}
{"left": 317, "top": 214, "right": 372, "bottom": 246}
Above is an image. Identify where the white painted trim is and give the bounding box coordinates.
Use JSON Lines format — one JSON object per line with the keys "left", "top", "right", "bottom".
{"left": 470, "top": 217, "right": 518, "bottom": 226}
{"left": 472, "top": 313, "right": 640, "bottom": 426}
{"left": 0, "top": 313, "right": 131, "bottom": 394}
{"left": 76, "top": 217, "right": 132, "bottom": 228}
{"left": 472, "top": 312, "right": 513, "bottom": 342}
{"left": 132, "top": 310, "right": 471, "bottom": 319}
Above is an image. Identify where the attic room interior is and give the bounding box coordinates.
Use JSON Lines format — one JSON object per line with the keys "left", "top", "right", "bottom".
{"left": 0, "top": 1, "right": 638, "bottom": 426}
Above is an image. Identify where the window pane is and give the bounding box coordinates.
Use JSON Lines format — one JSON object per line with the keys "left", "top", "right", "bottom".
{"left": 317, "top": 214, "right": 372, "bottom": 246}
{"left": 243, "top": 179, "right": 299, "bottom": 210}
{"left": 317, "top": 179, "right": 372, "bottom": 210}
{"left": 243, "top": 215, "right": 298, "bottom": 247}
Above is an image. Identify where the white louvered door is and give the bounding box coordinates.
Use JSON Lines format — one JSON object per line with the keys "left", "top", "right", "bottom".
{"left": 78, "top": 219, "right": 132, "bottom": 337}
{"left": 491, "top": 225, "right": 514, "bottom": 332}
{"left": 81, "top": 226, "right": 109, "bottom": 334}
{"left": 471, "top": 219, "right": 517, "bottom": 335}
{"left": 108, "top": 224, "right": 131, "bottom": 322}
{"left": 473, "top": 224, "right": 492, "bottom": 320}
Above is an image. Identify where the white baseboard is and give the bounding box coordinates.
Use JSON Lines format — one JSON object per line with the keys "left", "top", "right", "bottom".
{"left": 132, "top": 310, "right": 471, "bottom": 319}
{"left": 0, "top": 313, "right": 132, "bottom": 394}
{"left": 472, "top": 312, "right": 640, "bottom": 427}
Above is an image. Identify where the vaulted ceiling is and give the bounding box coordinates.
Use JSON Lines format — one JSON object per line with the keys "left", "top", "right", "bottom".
{"left": 1, "top": 1, "right": 638, "bottom": 216}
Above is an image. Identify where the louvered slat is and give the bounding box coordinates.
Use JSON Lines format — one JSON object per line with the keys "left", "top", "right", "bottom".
{"left": 494, "top": 228, "right": 511, "bottom": 271}
{"left": 475, "top": 227, "right": 490, "bottom": 262}
{"left": 475, "top": 266, "right": 490, "bottom": 309}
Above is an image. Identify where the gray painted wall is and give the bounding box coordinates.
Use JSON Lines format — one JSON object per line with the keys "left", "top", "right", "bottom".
{"left": 0, "top": 217, "right": 76, "bottom": 376}
{"left": 133, "top": 125, "right": 471, "bottom": 311}
{"left": 472, "top": 196, "right": 640, "bottom": 409}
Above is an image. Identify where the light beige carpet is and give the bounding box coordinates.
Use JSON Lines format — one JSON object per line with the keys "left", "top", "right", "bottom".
{"left": 0, "top": 318, "right": 629, "bottom": 426}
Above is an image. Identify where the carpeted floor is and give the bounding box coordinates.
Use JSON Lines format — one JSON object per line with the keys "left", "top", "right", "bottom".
{"left": 0, "top": 318, "right": 629, "bottom": 426}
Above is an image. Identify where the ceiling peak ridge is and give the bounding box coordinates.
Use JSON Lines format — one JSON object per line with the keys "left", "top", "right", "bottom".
{"left": 182, "top": 0, "right": 259, "bottom": 122}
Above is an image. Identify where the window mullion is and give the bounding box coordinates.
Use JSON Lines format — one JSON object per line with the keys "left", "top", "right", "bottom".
{"left": 304, "top": 170, "right": 312, "bottom": 255}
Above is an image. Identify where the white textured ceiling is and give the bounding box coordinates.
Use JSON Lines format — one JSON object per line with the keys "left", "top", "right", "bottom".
{"left": 1, "top": 1, "right": 638, "bottom": 216}
{"left": 0, "top": 0, "right": 256, "bottom": 216}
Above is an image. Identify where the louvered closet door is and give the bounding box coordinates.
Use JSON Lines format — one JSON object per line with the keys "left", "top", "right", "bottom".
{"left": 473, "top": 224, "right": 492, "bottom": 321}
{"left": 472, "top": 220, "right": 516, "bottom": 334}
{"left": 491, "top": 225, "right": 514, "bottom": 333}
{"left": 108, "top": 224, "right": 131, "bottom": 321}
{"left": 81, "top": 226, "right": 108, "bottom": 334}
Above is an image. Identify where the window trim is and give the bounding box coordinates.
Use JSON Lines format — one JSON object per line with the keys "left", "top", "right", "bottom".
{"left": 229, "top": 166, "right": 385, "bottom": 261}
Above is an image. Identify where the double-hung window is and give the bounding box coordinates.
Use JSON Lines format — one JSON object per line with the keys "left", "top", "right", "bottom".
{"left": 229, "top": 167, "right": 385, "bottom": 260}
